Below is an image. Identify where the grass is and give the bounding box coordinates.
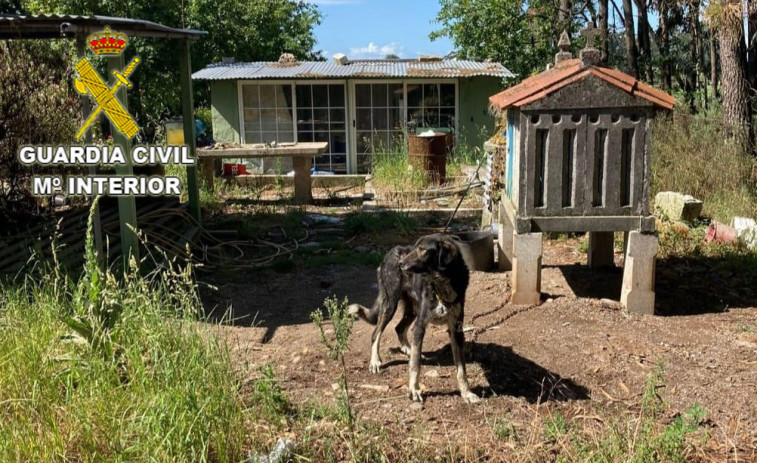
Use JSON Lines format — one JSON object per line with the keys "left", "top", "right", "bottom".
{"left": 0, "top": 204, "right": 248, "bottom": 461}
{"left": 344, "top": 210, "right": 418, "bottom": 236}
{"left": 651, "top": 114, "right": 757, "bottom": 223}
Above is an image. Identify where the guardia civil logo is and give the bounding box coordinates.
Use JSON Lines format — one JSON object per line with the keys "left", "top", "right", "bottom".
{"left": 74, "top": 27, "right": 140, "bottom": 140}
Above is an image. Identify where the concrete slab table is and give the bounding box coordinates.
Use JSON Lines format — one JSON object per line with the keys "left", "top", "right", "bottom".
{"left": 196, "top": 142, "right": 328, "bottom": 204}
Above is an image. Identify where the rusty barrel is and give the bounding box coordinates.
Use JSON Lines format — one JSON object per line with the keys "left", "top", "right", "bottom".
{"left": 408, "top": 132, "right": 448, "bottom": 184}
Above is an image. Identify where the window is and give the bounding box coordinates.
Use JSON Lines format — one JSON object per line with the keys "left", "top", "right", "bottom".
{"left": 241, "top": 84, "right": 294, "bottom": 144}
{"left": 354, "top": 83, "right": 404, "bottom": 173}
{"left": 296, "top": 84, "right": 348, "bottom": 172}
{"left": 407, "top": 83, "right": 455, "bottom": 129}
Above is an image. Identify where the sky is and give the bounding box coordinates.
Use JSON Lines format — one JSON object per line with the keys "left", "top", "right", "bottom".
{"left": 308, "top": 0, "right": 455, "bottom": 60}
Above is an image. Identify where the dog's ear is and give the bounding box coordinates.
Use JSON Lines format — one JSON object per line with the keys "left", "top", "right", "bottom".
{"left": 437, "top": 239, "right": 458, "bottom": 270}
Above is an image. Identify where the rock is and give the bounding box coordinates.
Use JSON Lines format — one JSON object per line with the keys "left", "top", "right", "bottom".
{"left": 435, "top": 198, "right": 450, "bottom": 207}
{"left": 732, "top": 217, "right": 757, "bottom": 250}
{"left": 359, "top": 384, "right": 390, "bottom": 392}
{"left": 424, "top": 369, "right": 440, "bottom": 378}
{"left": 654, "top": 191, "right": 703, "bottom": 223}
{"left": 408, "top": 402, "right": 424, "bottom": 412}
{"left": 354, "top": 245, "right": 371, "bottom": 253}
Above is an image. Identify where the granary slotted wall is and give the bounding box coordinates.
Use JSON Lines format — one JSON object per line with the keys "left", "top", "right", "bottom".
{"left": 501, "top": 76, "right": 659, "bottom": 222}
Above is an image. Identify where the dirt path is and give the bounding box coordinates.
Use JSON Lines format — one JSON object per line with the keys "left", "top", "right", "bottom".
{"left": 204, "top": 237, "right": 757, "bottom": 460}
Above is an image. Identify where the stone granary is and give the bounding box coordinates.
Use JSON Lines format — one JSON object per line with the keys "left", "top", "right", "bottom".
{"left": 488, "top": 28, "right": 674, "bottom": 314}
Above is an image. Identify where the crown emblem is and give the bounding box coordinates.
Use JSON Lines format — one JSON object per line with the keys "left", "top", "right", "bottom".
{"left": 87, "top": 27, "right": 128, "bottom": 55}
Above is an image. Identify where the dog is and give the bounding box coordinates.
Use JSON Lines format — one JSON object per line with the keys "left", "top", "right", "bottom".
{"left": 349, "top": 234, "right": 480, "bottom": 404}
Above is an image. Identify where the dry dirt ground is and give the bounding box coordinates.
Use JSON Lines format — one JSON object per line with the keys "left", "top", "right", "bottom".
{"left": 201, "top": 235, "right": 757, "bottom": 461}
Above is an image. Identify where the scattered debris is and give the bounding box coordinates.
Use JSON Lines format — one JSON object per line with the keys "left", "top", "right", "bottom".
{"left": 359, "top": 384, "right": 390, "bottom": 392}
{"left": 424, "top": 369, "right": 440, "bottom": 378}
{"left": 732, "top": 217, "right": 757, "bottom": 250}
{"left": 248, "top": 438, "right": 295, "bottom": 463}
{"left": 654, "top": 191, "right": 703, "bottom": 223}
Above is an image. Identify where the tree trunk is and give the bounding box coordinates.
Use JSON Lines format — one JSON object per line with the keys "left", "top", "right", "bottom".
{"left": 710, "top": 28, "right": 719, "bottom": 99}
{"left": 559, "top": 0, "right": 572, "bottom": 35}
{"left": 658, "top": 0, "right": 672, "bottom": 90}
{"left": 599, "top": 0, "right": 609, "bottom": 62}
{"left": 686, "top": 0, "right": 701, "bottom": 112}
{"left": 747, "top": 0, "right": 757, "bottom": 89}
{"left": 637, "top": 0, "right": 654, "bottom": 83}
{"left": 719, "top": 7, "right": 753, "bottom": 152}
{"left": 623, "top": 0, "right": 639, "bottom": 77}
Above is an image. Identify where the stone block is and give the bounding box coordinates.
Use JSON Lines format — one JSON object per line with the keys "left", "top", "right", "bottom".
{"left": 511, "top": 233, "right": 542, "bottom": 305}
{"left": 654, "top": 191, "right": 703, "bottom": 223}
{"left": 588, "top": 231, "right": 615, "bottom": 268}
{"left": 497, "top": 206, "right": 514, "bottom": 271}
{"left": 620, "top": 231, "right": 657, "bottom": 315}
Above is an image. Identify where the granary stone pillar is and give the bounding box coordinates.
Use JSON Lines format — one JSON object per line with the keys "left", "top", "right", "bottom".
{"left": 588, "top": 231, "right": 615, "bottom": 268}
{"left": 497, "top": 202, "right": 514, "bottom": 271}
{"left": 620, "top": 231, "right": 658, "bottom": 314}
{"left": 511, "top": 233, "right": 542, "bottom": 305}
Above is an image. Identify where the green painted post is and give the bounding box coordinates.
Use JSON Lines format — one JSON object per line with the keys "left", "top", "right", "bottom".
{"left": 106, "top": 54, "right": 140, "bottom": 269}
{"left": 179, "top": 39, "right": 201, "bottom": 223}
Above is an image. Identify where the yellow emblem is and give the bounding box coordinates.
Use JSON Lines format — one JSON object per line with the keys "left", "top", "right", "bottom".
{"left": 74, "top": 27, "right": 140, "bottom": 140}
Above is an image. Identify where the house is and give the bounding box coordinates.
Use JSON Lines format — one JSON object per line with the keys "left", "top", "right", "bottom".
{"left": 191, "top": 54, "right": 513, "bottom": 174}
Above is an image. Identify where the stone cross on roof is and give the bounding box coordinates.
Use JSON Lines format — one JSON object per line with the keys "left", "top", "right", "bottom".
{"left": 579, "top": 24, "right": 602, "bottom": 66}
{"left": 580, "top": 23, "right": 601, "bottom": 50}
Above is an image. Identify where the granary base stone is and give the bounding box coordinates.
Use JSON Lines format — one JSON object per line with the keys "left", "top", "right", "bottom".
{"left": 620, "top": 231, "right": 658, "bottom": 315}
{"left": 588, "top": 231, "right": 615, "bottom": 268}
{"left": 654, "top": 191, "right": 703, "bottom": 223}
{"left": 511, "top": 233, "right": 542, "bottom": 305}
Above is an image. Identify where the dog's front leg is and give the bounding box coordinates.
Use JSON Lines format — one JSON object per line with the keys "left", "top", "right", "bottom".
{"left": 448, "top": 313, "right": 481, "bottom": 404}
{"left": 408, "top": 321, "right": 425, "bottom": 403}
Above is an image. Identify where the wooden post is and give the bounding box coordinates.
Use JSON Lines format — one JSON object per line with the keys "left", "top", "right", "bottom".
{"left": 106, "top": 53, "right": 140, "bottom": 269}
{"left": 77, "top": 36, "right": 104, "bottom": 267}
{"left": 178, "top": 39, "right": 201, "bottom": 223}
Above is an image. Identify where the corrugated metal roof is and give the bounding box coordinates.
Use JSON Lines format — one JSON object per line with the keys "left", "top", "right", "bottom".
{"left": 0, "top": 14, "right": 205, "bottom": 39}
{"left": 192, "top": 59, "right": 514, "bottom": 80}
{"left": 489, "top": 58, "right": 674, "bottom": 111}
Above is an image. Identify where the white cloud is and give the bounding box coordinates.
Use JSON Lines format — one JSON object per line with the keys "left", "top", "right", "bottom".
{"left": 349, "top": 42, "right": 405, "bottom": 59}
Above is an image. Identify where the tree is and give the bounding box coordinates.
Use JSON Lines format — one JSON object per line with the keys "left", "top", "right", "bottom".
{"left": 621, "top": 0, "right": 639, "bottom": 77}
{"left": 22, "top": 0, "right": 322, "bottom": 140}
{"left": 431, "top": 0, "right": 566, "bottom": 80}
{"left": 706, "top": 0, "right": 754, "bottom": 152}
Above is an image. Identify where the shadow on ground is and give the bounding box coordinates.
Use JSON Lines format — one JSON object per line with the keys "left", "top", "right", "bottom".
{"left": 384, "top": 342, "right": 590, "bottom": 403}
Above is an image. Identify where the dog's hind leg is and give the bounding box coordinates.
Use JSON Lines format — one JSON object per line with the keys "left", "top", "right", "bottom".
{"left": 394, "top": 296, "right": 414, "bottom": 357}
{"left": 448, "top": 314, "right": 481, "bottom": 404}
{"left": 369, "top": 300, "right": 400, "bottom": 374}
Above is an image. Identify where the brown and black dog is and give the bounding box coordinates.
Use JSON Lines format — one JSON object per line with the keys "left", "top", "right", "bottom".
{"left": 349, "top": 234, "right": 480, "bottom": 403}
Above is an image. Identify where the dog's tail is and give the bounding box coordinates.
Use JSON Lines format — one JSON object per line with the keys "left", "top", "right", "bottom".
{"left": 347, "top": 300, "right": 381, "bottom": 325}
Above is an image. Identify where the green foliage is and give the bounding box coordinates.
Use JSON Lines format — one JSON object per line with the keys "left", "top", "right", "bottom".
{"left": 544, "top": 410, "right": 569, "bottom": 443}
{"left": 344, "top": 211, "right": 419, "bottom": 236}
{"left": 311, "top": 296, "right": 354, "bottom": 429}
{"left": 251, "top": 364, "right": 292, "bottom": 425}
{"left": 431, "top": 0, "right": 571, "bottom": 80}
{"left": 0, "top": 41, "right": 78, "bottom": 227}
{"left": 23, "top": 0, "right": 322, "bottom": 138}
{"left": 651, "top": 114, "right": 757, "bottom": 223}
{"left": 372, "top": 152, "right": 430, "bottom": 193}
{"left": 0, "top": 209, "right": 248, "bottom": 461}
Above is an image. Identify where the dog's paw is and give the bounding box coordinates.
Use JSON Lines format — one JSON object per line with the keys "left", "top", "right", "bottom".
{"left": 399, "top": 345, "right": 411, "bottom": 357}
{"left": 462, "top": 391, "right": 481, "bottom": 404}
{"left": 408, "top": 387, "right": 424, "bottom": 403}
{"left": 369, "top": 359, "right": 382, "bottom": 374}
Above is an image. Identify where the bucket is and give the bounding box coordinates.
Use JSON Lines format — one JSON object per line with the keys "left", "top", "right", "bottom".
{"left": 408, "top": 133, "right": 448, "bottom": 183}
{"left": 453, "top": 230, "right": 494, "bottom": 271}
{"left": 706, "top": 222, "right": 738, "bottom": 244}
{"left": 223, "top": 163, "right": 247, "bottom": 176}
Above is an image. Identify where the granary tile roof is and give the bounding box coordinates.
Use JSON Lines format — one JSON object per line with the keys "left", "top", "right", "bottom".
{"left": 488, "top": 58, "right": 674, "bottom": 111}
{"left": 192, "top": 59, "right": 514, "bottom": 80}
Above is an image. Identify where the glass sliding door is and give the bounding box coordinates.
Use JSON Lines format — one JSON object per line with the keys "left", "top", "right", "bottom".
{"left": 354, "top": 82, "right": 404, "bottom": 173}
{"left": 241, "top": 84, "right": 295, "bottom": 144}
{"left": 295, "top": 83, "right": 348, "bottom": 173}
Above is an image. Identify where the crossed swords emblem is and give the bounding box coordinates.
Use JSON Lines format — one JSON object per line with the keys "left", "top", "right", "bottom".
{"left": 74, "top": 56, "right": 140, "bottom": 140}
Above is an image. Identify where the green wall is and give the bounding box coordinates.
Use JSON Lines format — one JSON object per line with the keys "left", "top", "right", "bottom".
{"left": 210, "top": 81, "right": 240, "bottom": 143}
{"left": 458, "top": 76, "right": 503, "bottom": 150}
